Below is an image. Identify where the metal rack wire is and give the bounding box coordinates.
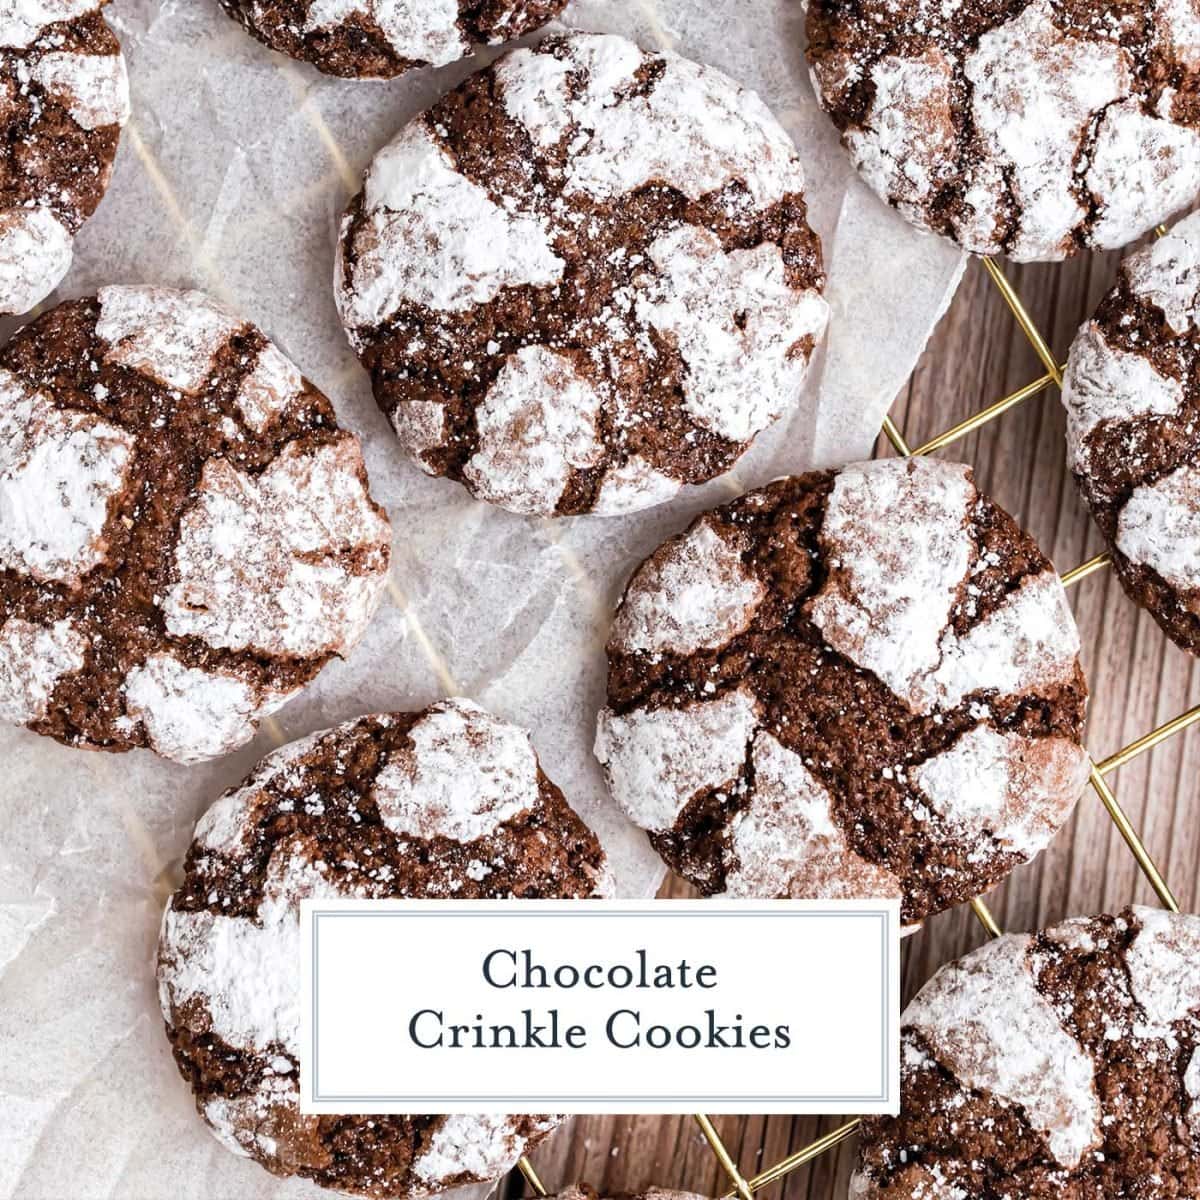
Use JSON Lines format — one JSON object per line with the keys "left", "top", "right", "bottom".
{"left": 512, "top": 244, "right": 1200, "bottom": 1199}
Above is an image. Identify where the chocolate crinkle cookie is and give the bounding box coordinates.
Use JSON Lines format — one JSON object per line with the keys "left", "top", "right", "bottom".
{"left": 806, "top": 0, "right": 1200, "bottom": 262}
{"left": 0, "top": 0, "right": 128, "bottom": 314}
{"left": 335, "top": 32, "right": 829, "bottom": 517}
{"left": 853, "top": 907, "right": 1200, "bottom": 1198}
{"left": 157, "top": 697, "right": 612, "bottom": 1197}
{"left": 216, "top": 0, "right": 567, "bottom": 80}
{"left": 595, "top": 457, "right": 1090, "bottom": 926}
{"left": 1062, "top": 210, "right": 1200, "bottom": 657}
{"left": 0, "top": 286, "right": 391, "bottom": 764}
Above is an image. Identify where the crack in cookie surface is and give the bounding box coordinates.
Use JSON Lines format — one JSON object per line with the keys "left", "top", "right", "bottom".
{"left": 806, "top": 0, "right": 1200, "bottom": 261}
{"left": 157, "top": 698, "right": 611, "bottom": 1197}
{"left": 1062, "top": 209, "right": 1200, "bottom": 656}
{"left": 0, "top": 0, "right": 128, "bottom": 313}
{"left": 336, "top": 32, "right": 829, "bottom": 517}
{"left": 854, "top": 907, "right": 1200, "bottom": 1198}
{"left": 595, "top": 458, "right": 1089, "bottom": 924}
{"left": 0, "top": 287, "right": 392, "bottom": 763}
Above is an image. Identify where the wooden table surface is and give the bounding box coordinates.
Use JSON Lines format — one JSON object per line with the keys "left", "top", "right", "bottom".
{"left": 508, "top": 248, "right": 1200, "bottom": 1200}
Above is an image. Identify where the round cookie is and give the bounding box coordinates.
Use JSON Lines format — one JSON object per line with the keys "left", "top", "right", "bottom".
{"left": 595, "top": 457, "right": 1090, "bottom": 926}
{"left": 1062, "top": 211, "right": 1200, "bottom": 656}
{"left": 157, "top": 697, "right": 612, "bottom": 1197}
{"left": 216, "top": 0, "right": 567, "bottom": 80}
{"left": 0, "top": 0, "right": 129, "bottom": 314}
{"left": 0, "top": 285, "right": 391, "bottom": 763}
{"left": 806, "top": 0, "right": 1200, "bottom": 262}
{"left": 853, "top": 906, "right": 1200, "bottom": 1197}
{"left": 335, "top": 32, "right": 829, "bottom": 517}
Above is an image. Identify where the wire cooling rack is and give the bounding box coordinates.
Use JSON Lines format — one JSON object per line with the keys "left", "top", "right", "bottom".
{"left": 509, "top": 239, "right": 1199, "bottom": 1199}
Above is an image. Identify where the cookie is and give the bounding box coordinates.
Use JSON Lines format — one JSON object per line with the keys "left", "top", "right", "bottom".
{"left": 157, "top": 697, "right": 612, "bottom": 1197}
{"left": 1062, "top": 211, "right": 1200, "bottom": 656}
{"left": 216, "top": 0, "right": 566, "bottom": 80}
{"left": 335, "top": 32, "right": 829, "bottom": 517}
{"left": 0, "top": 286, "right": 391, "bottom": 763}
{"left": 853, "top": 906, "right": 1200, "bottom": 1198}
{"left": 806, "top": 0, "right": 1200, "bottom": 262}
{"left": 594, "top": 457, "right": 1090, "bottom": 926}
{"left": 0, "top": 0, "right": 129, "bottom": 313}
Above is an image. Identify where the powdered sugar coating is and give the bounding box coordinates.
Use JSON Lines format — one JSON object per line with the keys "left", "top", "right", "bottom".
{"left": 464, "top": 347, "right": 604, "bottom": 516}
{"left": 372, "top": 698, "right": 540, "bottom": 843}
{"left": 1124, "top": 905, "right": 1200, "bottom": 1043}
{"left": 905, "top": 934, "right": 1101, "bottom": 1167}
{"left": 913, "top": 725, "right": 1089, "bottom": 859}
{"left": 1, "top": 0, "right": 97, "bottom": 46}
{"left": 0, "top": 9, "right": 128, "bottom": 313}
{"left": 1116, "top": 463, "right": 1200, "bottom": 597}
{"left": 411, "top": 1115, "right": 559, "bottom": 1187}
{"left": 611, "top": 520, "right": 765, "bottom": 658}
{"left": 123, "top": 654, "right": 286, "bottom": 765}
{"left": 158, "top": 704, "right": 610, "bottom": 1195}
{"left": 808, "top": 458, "right": 975, "bottom": 709}
{"left": 1061, "top": 321, "right": 1185, "bottom": 472}
{"left": 0, "top": 289, "right": 392, "bottom": 762}
{"left": 0, "top": 207, "right": 73, "bottom": 316}
{"left": 335, "top": 122, "right": 564, "bottom": 335}
{"left": 96, "top": 286, "right": 241, "bottom": 394}
{"left": 302, "top": 0, "right": 464, "bottom": 68}
{"left": 929, "top": 570, "right": 1083, "bottom": 711}
{"left": 592, "top": 458, "right": 681, "bottom": 515}
{"left": 595, "top": 688, "right": 759, "bottom": 833}
{"left": 1123, "top": 208, "right": 1200, "bottom": 334}
{"left": 338, "top": 32, "right": 828, "bottom": 517}
{"left": 635, "top": 225, "right": 829, "bottom": 443}
{"left": 0, "top": 368, "right": 135, "bottom": 587}
{"left": 0, "top": 617, "right": 86, "bottom": 724}
{"left": 498, "top": 33, "right": 808, "bottom": 207}
{"left": 162, "top": 437, "right": 391, "bottom": 659}
{"left": 234, "top": 342, "right": 304, "bottom": 433}
{"left": 31, "top": 48, "right": 129, "bottom": 130}
{"left": 808, "top": 0, "right": 1200, "bottom": 261}
{"left": 1062, "top": 211, "right": 1200, "bottom": 650}
{"left": 723, "top": 732, "right": 903, "bottom": 901}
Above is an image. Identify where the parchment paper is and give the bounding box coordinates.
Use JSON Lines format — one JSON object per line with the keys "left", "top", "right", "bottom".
{"left": 0, "top": 1, "right": 965, "bottom": 1196}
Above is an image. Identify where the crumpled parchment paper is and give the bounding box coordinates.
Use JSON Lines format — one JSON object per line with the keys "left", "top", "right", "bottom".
{"left": 0, "top": 1, "right": 965, "bottom": 1196}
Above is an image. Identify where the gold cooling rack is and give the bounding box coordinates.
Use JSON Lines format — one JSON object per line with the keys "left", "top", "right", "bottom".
{"left": 512, "top": 236, "right": 1199, "bottom": 1200}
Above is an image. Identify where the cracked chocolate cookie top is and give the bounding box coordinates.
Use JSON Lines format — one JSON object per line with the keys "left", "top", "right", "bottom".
{"left": 853, "top": 906, "right": 1200, "bottom": 1198}
{"left": 595, "top": 457, "right": 1090, "bottom": 926}
{"left": 216, "top": 0, "right": 567, "bottom": 80}
{"left": 1062, "top": 211, "right": 1200, "bottom": 656}
{"left": 335, "top": 32, "right": 829, "bottom": 517}
{"left": 157, "top": 698, "right": 612, "bottom": 1197}
{"left": 806, "top": 0, "right": 1200, "bottom": 262}
{"left": 0, "top": 0, "right": 128, "bottom": 314}
{"left": 0, "top": 286, "right": 392, "bottom": 764}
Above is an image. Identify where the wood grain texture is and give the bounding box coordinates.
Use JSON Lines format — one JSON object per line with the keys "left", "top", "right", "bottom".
{"left": 508, "top": 248, "right": 1200, "bottom": 1200}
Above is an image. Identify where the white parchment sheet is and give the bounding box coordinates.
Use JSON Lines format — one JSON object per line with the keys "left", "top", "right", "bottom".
{"left": 0, "top": 1, "right": 965, "bottom": 1196}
